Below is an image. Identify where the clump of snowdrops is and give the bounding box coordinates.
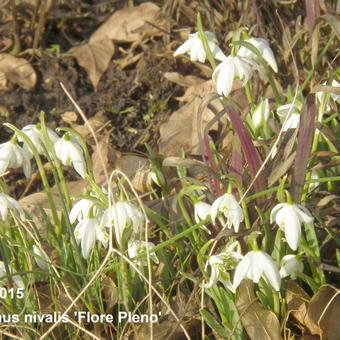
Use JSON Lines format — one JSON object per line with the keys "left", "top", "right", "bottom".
{"left": 0, "top": 14, "right": 339, "bottom": 339}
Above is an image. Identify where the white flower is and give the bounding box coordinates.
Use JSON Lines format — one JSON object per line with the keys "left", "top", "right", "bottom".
{"left": 211, "top": 193, "right": 243, "bottom": 232}
{"left": 69, "top": 198, "right": 102, "bottom": 223}
{"left": 174, "top": 31, "right": 225, "bottom": 63}
{"left": 102, "top": 201, "right": 144, "bottom": 247}
{"left": 128, "top": 240, "right": 159, "bottom": 265}
{"left": 237, "top": 37, "right": 278, "bottom": 72}
{"left": 33, "top": 245, "right": 49, "bottom": 271}
{"left": 233, "top": 250, "right": 281, "bottom": 291}
{"left": 316, "top": 80, "right": 340, "bottom": 105}
{"left": 0, "top": 193, "right": 25, "bottom": 220}
{"left": 212, "top": 55, "right": 254, "bottom": 96}
{"left": 20, "top": 124, "right": 59, "bottom": 156}
{"left": 205, "top": 241, "right": 243, "bottom": 291}
{"left": 54, "top": 134, "right": 87, "bottom": 178}
{"left": 74, "top": 216, "right": 108, "bottom": 259}
{"left": 252, "top": 98, "right": 270, "bottom": 130}
{"left": 0, "top": 261, "right": 24, "bottom": 288}
{"left": 280, "top": 255, "right": 303, "bottom": 279}
{"left": 276, "top": 103, "right": 301, "bottom": 131}
{"left": 270, "top": 203, "right": 314, "bottom": 251}
{"left": 0, "top": 141, "right": 31, "bottom": 178}
{"left": 194, "top": 201, "right": 212, "bottom": 223}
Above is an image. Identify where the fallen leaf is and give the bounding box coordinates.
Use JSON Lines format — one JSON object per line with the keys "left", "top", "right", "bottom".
{"left": 307, "top": 285, "right": 340, "bottom": 340}
{"left": 159, "top": 81, "right": 220, "bottom": 156}
{"left": 236, "top": 280, "right": 282, "bottom": 340}
{"left": 68, "top": 39, "right": 114, "bottom": 89}
{"left": 102, "top": 276, "right": 118, "bottom": 313}
{"left": 62, "top": 110, "right": 109, "bottom": 139}
{"left": 286, "top": 280, "right": 319, "bottom": 335}
{"left": 90, "top": 3, "right": 169, "bottom": 43}
{"left": 0, "top": 53, "right": 36, "bottom": 90}
{"left": 91, "top": 131, "right": 154, "bottom": 193}
{"left": 164, "top": 72, "right": 205, "bottom": 87}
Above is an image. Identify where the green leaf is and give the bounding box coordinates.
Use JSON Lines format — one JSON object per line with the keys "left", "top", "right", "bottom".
{"left": 200, "top": 308, "right": 230, "bottom": 338}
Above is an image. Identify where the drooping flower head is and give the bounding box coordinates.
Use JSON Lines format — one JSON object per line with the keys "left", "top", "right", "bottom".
{"left": 74, "top": 214, "right": 108, "bottom": 259}
{"left": 0, "top": 261, "right": 24, "bottom": 288}
{"left": 69, "top": 198, "right": 102, "bottom": 224}
{"left": 194, "top": 201, "right": 212, "bottom": 223}
{"left": 128, "top": 240, "right": 159, "bottom": 266}
{"left": 280, "top": 254, "right": 303, "bottom": 279}
{"left": 54, "top": 133, "right": 87, "bottom": 178}
{"left": 252, "top": 98, "right": 270, "bottom": 130}
{"left": 205, "top": 241, "right": 243, "bottom": 292}
{"left": 102, "top": 201, "right": 144, "bottom": 248}
{"left": 233, "top": 250, "right": 281, "bottom": 291}
{"left": 174, "top": 31, "right": 225, "bottom": 63}
{"left": 212, "top": 55, "right": 254, "bottom": 96}
{"left": 270, "top": 202, "right": 314, "bottom": 251}
{"left": 0, "top": 193, "right": 25, "bottom": 221}
{"left": 276, "top": 102, "right": 302, "bottom": 131}
{"left": 211, "top": 193, "right": 243, "bottom": 232}
{"left": 33, "top": 245, "right": 49, "bottom": 271}
{"left": 237, "top": 37, "right": 278, "bottom": 72}
{"left": 20, "top": 124, "right": 59, "bottom": 156}
{"left": 0, "top": 140, "right": 31, "bottom": 178}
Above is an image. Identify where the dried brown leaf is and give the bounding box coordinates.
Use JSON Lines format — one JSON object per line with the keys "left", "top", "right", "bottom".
{"left": 164, "top": 72, "right": 205, "bottom": 87}
{"left": 159, "top": 81, "right": 219, "bottom": 156}
{"left": 237, "top": 281, "right": 282, "bottom": 340}
{"left": 307, "top": 285, "right": 340, "bottom": 339}
{"left": 0, "top": 53, "right": 36, "bottom": 90}
{"left": 68, "top": 39, "right": 114, "bottom": 89}
{"left": 90, "top": 3, "right": 169, "bottom": 43}
{"left": 322, "top": 14, "right": 340, "bottom": 40}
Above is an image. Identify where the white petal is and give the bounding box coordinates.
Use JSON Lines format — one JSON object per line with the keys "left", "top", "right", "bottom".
{"left": 295, "top": 205, "right": 314, "bottom": 224}
{"left": 260, "top": 252, "right": 281, "bottom": 291}
{"left": 270, "top": 203, "right": 285, "bottom": 224}
{"left": 233, "top": 253, "right": 252, "bottom": 290}
{"left": 81, "top": 220, "right": 96, "bottom": 259}
{"left": 284, "top": 214, "right": 301, "bottom": 251}
{"left": 213, "top": 58, "right": 234, "bottom": 96}
{"left": 173, "top": 38, "right": 195, "bottom": 57}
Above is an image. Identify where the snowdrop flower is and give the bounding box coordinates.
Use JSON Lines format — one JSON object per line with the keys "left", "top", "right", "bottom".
{"left": 69, "top": 198, "right": 102, "bottom": 223}
{"left": 270, "top": 202, "right": 314, "bottom": 251}
{"left": 0, "top": 140, "right": 31, "bottom": 178}
{"left": 212, "top": 55, "right": 254, "bottom": 96}
{"left": 205, "top": 241, "right": 243, "bottom": 291}
{"left": 54, "top": 133, "right": 87, "bottom": 178}
{"left": 33, "top": 245, "right": 49, "bottom": 271}
{"left": 194, "top": 201, "right": 212, "bottom": 223}
{"left": 252, "top": 98, "right": 270, "bottom": 130}
{"left": 211, "top": 193, "right": 243, "bottom": 232}
{"left": 20, "top": 124, "right": 59, "bottom": 156}
{"left": 276, "top": 103, "right": 301, "bottom": 131}
{"left": 174, "top": 31, "right": 225, "bottom": 63}
{"left": 233, "top": 250, "right": 281, "bottom": 291}
{"left": 128, "top": 240, "right": 159, "bottom": 265}
{"left": 102, "top": 201, "right": 144, "bottom": 247}
{"left": 0, "top": 261, "right": 24, "bottom": 288}
{"left": 316, "top": 80, "right": 340, "bottom": 105}
{"left": 74, "top": 215, "right": 108, "bottom": 259}
{"left": 237, "top": 37, "right": 278, "bottom": 72}
{"left": 280, "top": 255, "right": 303, "bottom": 279}
{"left": 0, "top": 193, "right": 25, "bottom": 221}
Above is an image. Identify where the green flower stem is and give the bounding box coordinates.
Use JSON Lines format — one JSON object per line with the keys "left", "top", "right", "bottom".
{"left": 273, "top": 291, "right": 280, "bottom": 317}
{"left": 120, "top": 255, "right": 131, "bottom": 311}
{"left": 245, "top": 82, "right": 253, "bottom": 105}
{"left": 300, "top": 32, "right": 336, "bottom": 92}
{"left": 152, "top": 219, "right": 207, "bottom": 253}
{"left": 196, "top": 13, "right": 216, "bottom": 69}
{"left": 177, "top": 194, "right": 200, "bottom": 248}
{"left": 4, "top": 123, "right": 61, "bottom": 232}
{"left": 40, "top": 112, "right": 71, "bottom": 210}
